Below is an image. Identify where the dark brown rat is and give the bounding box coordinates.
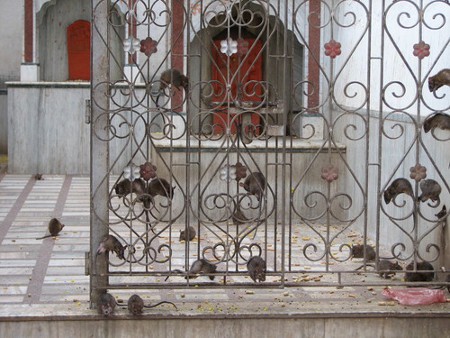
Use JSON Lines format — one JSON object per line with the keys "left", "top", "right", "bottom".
{"left": 179, "top": 226, "right": 196, "bottom": 241}
{"left": 378, "top": 260, "right": 402, "bottom": 279}
{"left": 418, "top": 179, "right": 441, "bottom": 203}
{"left": 404, "top": 261, "right": 435, "bottom": 283}
{"left": 435, "top": 205, "right": 447, "bottom": 220}
{"left": 127, "top": 294, "right": 177, "bottom": 315}
{"left": 423, "top": 112, "right": 450, "bottom": 133}
{"left": 115, "top": 178, "right": 157, "bottom": 223}
{"left": 159, "top": 69, "right": 189, "bottom": 92}
{"left": 240, "top": 172, "right": 266, "bottom": 201}
{"left": 383, "top": 178, "right": 413, "bottom": 204}
{"left": 247, "top": 256, "right": 266, "bottom": 283}
{"left": 187, "top": 259, "right": 217, "bottom": 280}
{"left": 97, "top": 292, "right": 117, "bottom": 317}
{"left": 96, "top": 234, "right": 125, "bottom": 260}
{"left": 428, "top": 68, "right": 450, "bottom": 92}
{"left": 127, "top": 294, "right": 145, "bottom": 315}
{"left": 114, "top": 178, "right": 146, "bottom": 197}
{"left": 36, "top": 218, "right": 65, "bottom": 240}
{"left": 147, "top": 178, "right": 175, "bottom": 200}
{"left": 351, "top": 244, "right": 376, "bottom": 261}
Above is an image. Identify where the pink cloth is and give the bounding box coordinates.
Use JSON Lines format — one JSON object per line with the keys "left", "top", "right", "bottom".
{"left": 382, "top": 288, "right": 447, "bottom": 306}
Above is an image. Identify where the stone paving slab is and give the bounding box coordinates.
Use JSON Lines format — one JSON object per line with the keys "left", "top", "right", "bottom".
{"left": 0, "top": 174, "right": 448, "bottom": 320}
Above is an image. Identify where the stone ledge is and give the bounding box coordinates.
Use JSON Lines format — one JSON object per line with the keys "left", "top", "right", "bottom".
{"left": 152, "top": 136, "right": 346, "bottom": 153}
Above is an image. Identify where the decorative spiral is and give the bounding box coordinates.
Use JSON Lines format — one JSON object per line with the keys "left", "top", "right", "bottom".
{"left": 144, "top": 243, "right": 172, "bottom": 264}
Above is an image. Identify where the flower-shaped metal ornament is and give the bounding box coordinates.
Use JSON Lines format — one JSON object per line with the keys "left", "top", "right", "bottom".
{"left": 220, "top": 38, "right": 238, "bottom": 56}
{"left": 123, "top": 165, "right": 141, "bottom": 181}
{"left": 409, "top": 163, "right": 427, "bottom": 182}
{"left": 220, "top": 165, "right": 237, "bottom": 182}
{"left": 324, "top": 39, "right": 341, "bottom": 59}
{"left": 321, "top": 165, "right": 339, "bottom": 183}
{"left": 140, "top": 37, "right": 158, "bottom": 57}
{"left": 413, "top": 41, "right": 430, "bottom": 59}
{"left": 123, "top": 36, "right": 140, "bottom": 54}
{"left": 140, "top": 162, "right": 157, "bottom": 181}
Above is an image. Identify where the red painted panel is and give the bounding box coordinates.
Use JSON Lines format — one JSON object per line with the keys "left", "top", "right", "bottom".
{"left": 24, "top": 0, "right": 33, "bottom": 63}
{"left": 211, "top": 37, "right": 263, "bottom": 134}
{"left": 67, "top": 20, "right": 91, "bottom": 81}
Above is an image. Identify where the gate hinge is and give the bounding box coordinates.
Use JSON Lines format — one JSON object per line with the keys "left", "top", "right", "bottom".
{"left": 85, "top": 251, "right": 91, "bottom": 275}
{"left": 85, "top": 99, "right": 91, "bottom": 124}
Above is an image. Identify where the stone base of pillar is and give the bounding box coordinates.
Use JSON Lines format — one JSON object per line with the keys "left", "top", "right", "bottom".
{"left": 20, "top": 63, "right": 40, "bottom": 82}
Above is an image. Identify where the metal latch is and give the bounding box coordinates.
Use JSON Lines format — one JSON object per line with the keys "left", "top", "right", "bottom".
{"left": 85, "top": 251, "right": 90, "bottom": 275}
{"left": 85, "top": 99, "right": 91, "bottom": 124}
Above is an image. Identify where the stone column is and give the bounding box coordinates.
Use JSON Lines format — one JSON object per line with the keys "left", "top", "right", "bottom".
{"left": 21, "top": 0, "right": 40, "bottom": 81}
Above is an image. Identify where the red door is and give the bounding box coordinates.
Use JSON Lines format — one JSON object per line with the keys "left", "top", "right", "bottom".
{"left": 67, "top": 20, "right": 91, "bottom": 81}
{"left": 211, "top": 37, "right": 263, "bottom": 134}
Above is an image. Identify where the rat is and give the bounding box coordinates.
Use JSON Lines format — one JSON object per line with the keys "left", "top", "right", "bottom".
{"left": 352, "top": 245, "right": 402, "bottom": 270}
{"left": 428, "top": 68, "right": 450, "bottom": 92}
{"left": 423, "top": 112, "right": 450, "bottom": 133}
{"left": 96, "top": 234, "right": 125, "bottom": 260}
{"left": 114, "top": 178, "right": 146, "bottom": 198}
{"left": 354, "top": 259, "right": 402, "bottom": 277}
{"left": 156, "top": 69, "right": 189, "bottom": 107}
{"left": 147, "top": 178, "right": 175, "bottom": 200}
{"left": 36, "top": 218, "right": 65, "bottom": 240}
{"left": 247, "top": 256, "right": 266, "bottom": 283}
{"left": 97, "top": 292, "right": 117, "bottom": 317}
{"left": 187, "top": 259, "right": 217, "bottom": 280}
{"left": 164, "top": 259, "right": 217, "bottom": 281}
{"left": 418, "top": 179, "right": 441, "bottom": 203}
{"left": 351, "top": 244, "right": 376, "bottom": 261}
{"left": 179, "top": 226, "right": 196, "bottom": 241}
{"left": 159, "top": 69, "right": 189, "bottom": 92}
{"left": 115, "top": 178, "right": 155, "bottom": 218}
{"left": 383, "top": 178, "right": 413, "bottom": 204}
{"left": 127, "top": 294, "right": 177, "bottom": 315}
{"left": 240, "top": 172, "right": 266, "bottom": 201}
{"left": 378, "top": 260, "right": 402, "bottom": 279}
{"left": 404, "top": 261, "right": 435, "bottom": 282}
{"left": 435, "top": 205, "right": 447, "bottom": 220}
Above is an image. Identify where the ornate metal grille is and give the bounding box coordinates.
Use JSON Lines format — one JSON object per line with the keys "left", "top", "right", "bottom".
{"left": 90, "top": 0, "right": 450, "bottom": 303}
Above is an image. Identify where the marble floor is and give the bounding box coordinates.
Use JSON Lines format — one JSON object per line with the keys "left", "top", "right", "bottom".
{"left": 0, "top": 173, "right": 448, "bottom": 319}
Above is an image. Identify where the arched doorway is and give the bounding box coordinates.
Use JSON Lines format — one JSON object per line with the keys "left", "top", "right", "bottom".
{"left": 188, "top": 3, "right": 304, "bottom": 136}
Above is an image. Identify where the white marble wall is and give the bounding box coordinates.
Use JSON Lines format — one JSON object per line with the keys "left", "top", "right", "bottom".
{"left": 0, "top": 92, "right": 7, "bottom": 153}
{"left": 7, "top": 83, "right": 91, "bottom": 174}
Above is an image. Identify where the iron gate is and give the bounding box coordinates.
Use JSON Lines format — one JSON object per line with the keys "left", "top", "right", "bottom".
{"left": 90, "top": 0, "right": 450, "bottom": 304}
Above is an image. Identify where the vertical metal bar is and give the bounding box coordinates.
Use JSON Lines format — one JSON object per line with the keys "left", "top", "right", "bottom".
{"left": 362, "top": 0, "right": 372, "bottom": 269}
{"left": 90, "top": 0, "right": 110, "bottom": 308}
{"left": 326, "top": 0, "right": 332, "bottom": 271}
{"left": 376, "top": 0, "right": 386, "bottom": 267}
{"left": 280, "top": 0, "right": 290, "bottom": 287}
{"left": 413, "top": 0, "right": 424, "bottom": 259}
